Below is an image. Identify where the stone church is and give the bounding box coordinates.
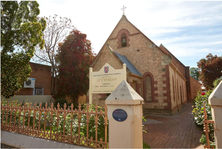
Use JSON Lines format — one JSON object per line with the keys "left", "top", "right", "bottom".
{"left": 90, "top": 14, "right": 200, "bottom": 114}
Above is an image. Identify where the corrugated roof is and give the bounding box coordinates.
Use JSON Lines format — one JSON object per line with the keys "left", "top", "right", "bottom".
{"left": 114, "top": 52, "right": 142, "bottom": 76}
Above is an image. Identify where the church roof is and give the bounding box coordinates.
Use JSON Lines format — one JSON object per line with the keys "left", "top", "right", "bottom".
{"left": 114, "top": 51, "right": 142, "bottom": 77}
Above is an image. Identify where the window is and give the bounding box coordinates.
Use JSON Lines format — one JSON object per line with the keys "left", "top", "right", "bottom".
{"left": 121, "top": 33, "right": 127, "bottom": 47}
{"left": 180, "top": 86, "right": 183, "bottom": 104}
{"left": 117, "top": 29, "right": 130, "bottom": 48}
{"left": 143, "top": 72, "right": 154, "bottom": 102}
{"left": 132, "top": 80, "right": 137, "bottom": 91}
{"left": 34, "top": 87, "right": 44, "bottom": 95}
{"left": 172, "top": 76, "right": 175, "bottom": 101}
{"left": 145, "top": 75, "right": 152, "bottom": 102}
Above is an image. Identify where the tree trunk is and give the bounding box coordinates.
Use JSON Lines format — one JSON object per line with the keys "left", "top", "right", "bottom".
{"left": 51, "top": 68, "right": 55, "bottom": 94}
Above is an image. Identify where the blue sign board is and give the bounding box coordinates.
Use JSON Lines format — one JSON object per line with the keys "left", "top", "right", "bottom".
{"left": 112, "top": 109, "right": 127, "bottom": 122}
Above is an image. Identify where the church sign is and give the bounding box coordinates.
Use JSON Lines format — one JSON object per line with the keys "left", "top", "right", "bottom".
{"left": 89, "top": 63, "right": 126, "bottom": 104}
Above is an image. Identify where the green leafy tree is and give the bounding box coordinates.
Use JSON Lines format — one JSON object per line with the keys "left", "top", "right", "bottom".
{"left": 190, "top": 67, "right": 200, "bottom": 81}
{"left": 56, "top": 29, "right": 95, "bottom": 103}
{"left": 1, "top": 1, "right": 46, "bottom": 98}
{"left": 197, "top": 53, "right": 222, "bottom": 90}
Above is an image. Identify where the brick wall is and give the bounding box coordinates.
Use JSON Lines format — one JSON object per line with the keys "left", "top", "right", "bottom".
{"left": 185, "top": 67, "right": 192, "bottom": 101}
{"left": 15, "top": 62, "right": 51, "bottom": 95}
{"left": 190, "top": 76, "right": 202, "bottom": 100}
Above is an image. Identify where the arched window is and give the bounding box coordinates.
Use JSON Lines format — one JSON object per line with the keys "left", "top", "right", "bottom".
{"left": 180, "top": 86, "right": 183, "bottom": 104}
{"left": 145, "top": 75, "right": 152, "bottom": 101}
{"left": 177, "top": 81, "right": 180, "bottom": 103}
{"left": 176, "top": 80, "right": 179, "bottom": 102}
{"left": 143, "top": 72, "right": 154, "bottom": 102}
{"left": 121, "top": 33, "right": 127, "bottom": 47}
{"left": 117, "top": 29, "right": 130, "bottom": 48}
{"left": 172, "top": 76, "right": 175, "bottom": 101}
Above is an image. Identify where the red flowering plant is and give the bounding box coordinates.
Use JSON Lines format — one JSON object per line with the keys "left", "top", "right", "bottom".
{"left": 55, "top": 29, "right": 95, "bottom": 104}
{"left": 201, "top": 92, "right": 205, "bottom": 95}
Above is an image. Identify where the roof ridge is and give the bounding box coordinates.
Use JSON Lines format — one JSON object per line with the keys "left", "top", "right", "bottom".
{"left": 159, "top": 44, "right": 186, "bottom": 67}
{"left": 91, "top": 15, "right": 127, "bottom": 67}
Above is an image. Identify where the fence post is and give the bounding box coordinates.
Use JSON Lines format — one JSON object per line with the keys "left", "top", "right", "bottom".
{"left": 208, "top": 81, "right": 222, "bottom": 148}
{"left": 105, "top": 80, "right": 144, "bottom": 148}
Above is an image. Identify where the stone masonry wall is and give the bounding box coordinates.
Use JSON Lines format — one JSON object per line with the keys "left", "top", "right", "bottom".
{"left": 108, "top": 16, "right": 169, "bottom": 111}
{"left": 159, "top": 45, "right": 191, "bottom": 101}
{"left": 159, "top": 45, "right": 186, "bottom": 77}
{"left": 91, "top": 15, "right": 190, "bottom": 114}
{"left": 93, "top": 15, "right": 171, "bottom": 113}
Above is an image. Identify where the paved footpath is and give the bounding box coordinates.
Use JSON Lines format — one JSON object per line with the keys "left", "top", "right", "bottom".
{"left": 143, "top": 102, "right": 204, "bottom": 149}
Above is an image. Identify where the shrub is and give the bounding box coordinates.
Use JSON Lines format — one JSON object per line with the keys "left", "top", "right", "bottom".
{"left": 192, "top": 77, "right": 221, "bottom": 145}
{"left": 199, "top": 134, "right": 206, "bottom": 144}
{"left": 54, "top": 98, "right": 86, "bottom": 110}
{"left": 213, "top": 76, "right": 222, "bottom": 88}
{"left": 1, "top": 101, "right": 107, "bottom": 144}
{"left": 143, "top": 142, "right": 151, "bottom": 149}
{"left": 54, "top": 98, "right": 68, "bottom": 109}
{"left": 192, "top": 90, "right": 214, "bottom": 143}
{"left": 2, "top": 100, "right": 148, "bottom": 147}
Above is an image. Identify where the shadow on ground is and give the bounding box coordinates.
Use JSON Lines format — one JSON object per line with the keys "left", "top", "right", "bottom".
{"left": 143, "top": 103, "right": 204, "bottom": 149}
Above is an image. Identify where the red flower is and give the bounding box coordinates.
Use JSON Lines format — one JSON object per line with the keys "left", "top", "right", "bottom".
{"left": 201, "top": 92, "right": 205, "bottom": 95}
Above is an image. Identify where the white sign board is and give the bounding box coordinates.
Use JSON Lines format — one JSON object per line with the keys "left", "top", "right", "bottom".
{"left": 89, "top": 63, "right": 126, "bottom": 104}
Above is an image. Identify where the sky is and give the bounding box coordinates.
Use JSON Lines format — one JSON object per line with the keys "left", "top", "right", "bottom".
{"left": 37, "top": 0, "right": 222, "bottom": 67}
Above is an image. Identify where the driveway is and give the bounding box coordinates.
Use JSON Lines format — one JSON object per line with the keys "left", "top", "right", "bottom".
{"left": 143, "top": 102, "right": 204, "bottom": 148}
